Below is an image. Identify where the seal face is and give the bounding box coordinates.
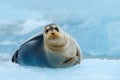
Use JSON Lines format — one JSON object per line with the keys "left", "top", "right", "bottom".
{"left": 11, "top": 23, "right": 82, "bottom": 68}
{"left": 44, "top": 24, "right": 60, "bottom": 41}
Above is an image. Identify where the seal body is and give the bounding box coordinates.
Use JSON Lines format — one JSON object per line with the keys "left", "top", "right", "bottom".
{"left": 12, "top": 33, "right": 51, "bottom": 67}
{"left": 11, "top": 24, "right": 82, "bottom": 68}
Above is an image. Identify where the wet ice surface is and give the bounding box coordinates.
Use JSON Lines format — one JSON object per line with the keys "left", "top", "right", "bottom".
{"left": 0, "top": 55, "right": 119, "bottom": 80}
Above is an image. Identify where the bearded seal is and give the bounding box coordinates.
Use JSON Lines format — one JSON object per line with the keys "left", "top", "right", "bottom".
{"left": 11, "top": 23, "right": 82, "bottom": 68}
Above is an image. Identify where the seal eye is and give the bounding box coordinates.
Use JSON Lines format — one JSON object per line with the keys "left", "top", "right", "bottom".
{"left": 54, "top": 27, "right": 59, "bottom": 32}
{"left": 45, "top": 29, "right": 49, "bottom": 33}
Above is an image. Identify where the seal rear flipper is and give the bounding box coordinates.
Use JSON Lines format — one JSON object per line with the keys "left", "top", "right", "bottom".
{"left": 11, "top": 50, "right": 19, "bottom": 63}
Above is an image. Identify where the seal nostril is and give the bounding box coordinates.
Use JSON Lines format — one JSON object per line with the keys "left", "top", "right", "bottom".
{"left": 51, "top": 33, "right": 54, "bottom": 35}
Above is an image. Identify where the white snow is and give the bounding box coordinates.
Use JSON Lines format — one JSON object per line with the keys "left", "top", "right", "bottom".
{"left": 0, "top": 54, "right": 119, "bottom": 80}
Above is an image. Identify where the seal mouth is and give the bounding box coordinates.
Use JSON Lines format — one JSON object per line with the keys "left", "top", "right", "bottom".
{"left": 47, "top": 30, "right": 60, "bottom": 40}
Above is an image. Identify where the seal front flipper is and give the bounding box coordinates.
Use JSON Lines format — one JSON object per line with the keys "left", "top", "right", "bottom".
{"left": 62, "top": 57, "right": 76, "bottom": 64}
{"left": 11, "top": 50, "right": 19, "bottom": 63}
